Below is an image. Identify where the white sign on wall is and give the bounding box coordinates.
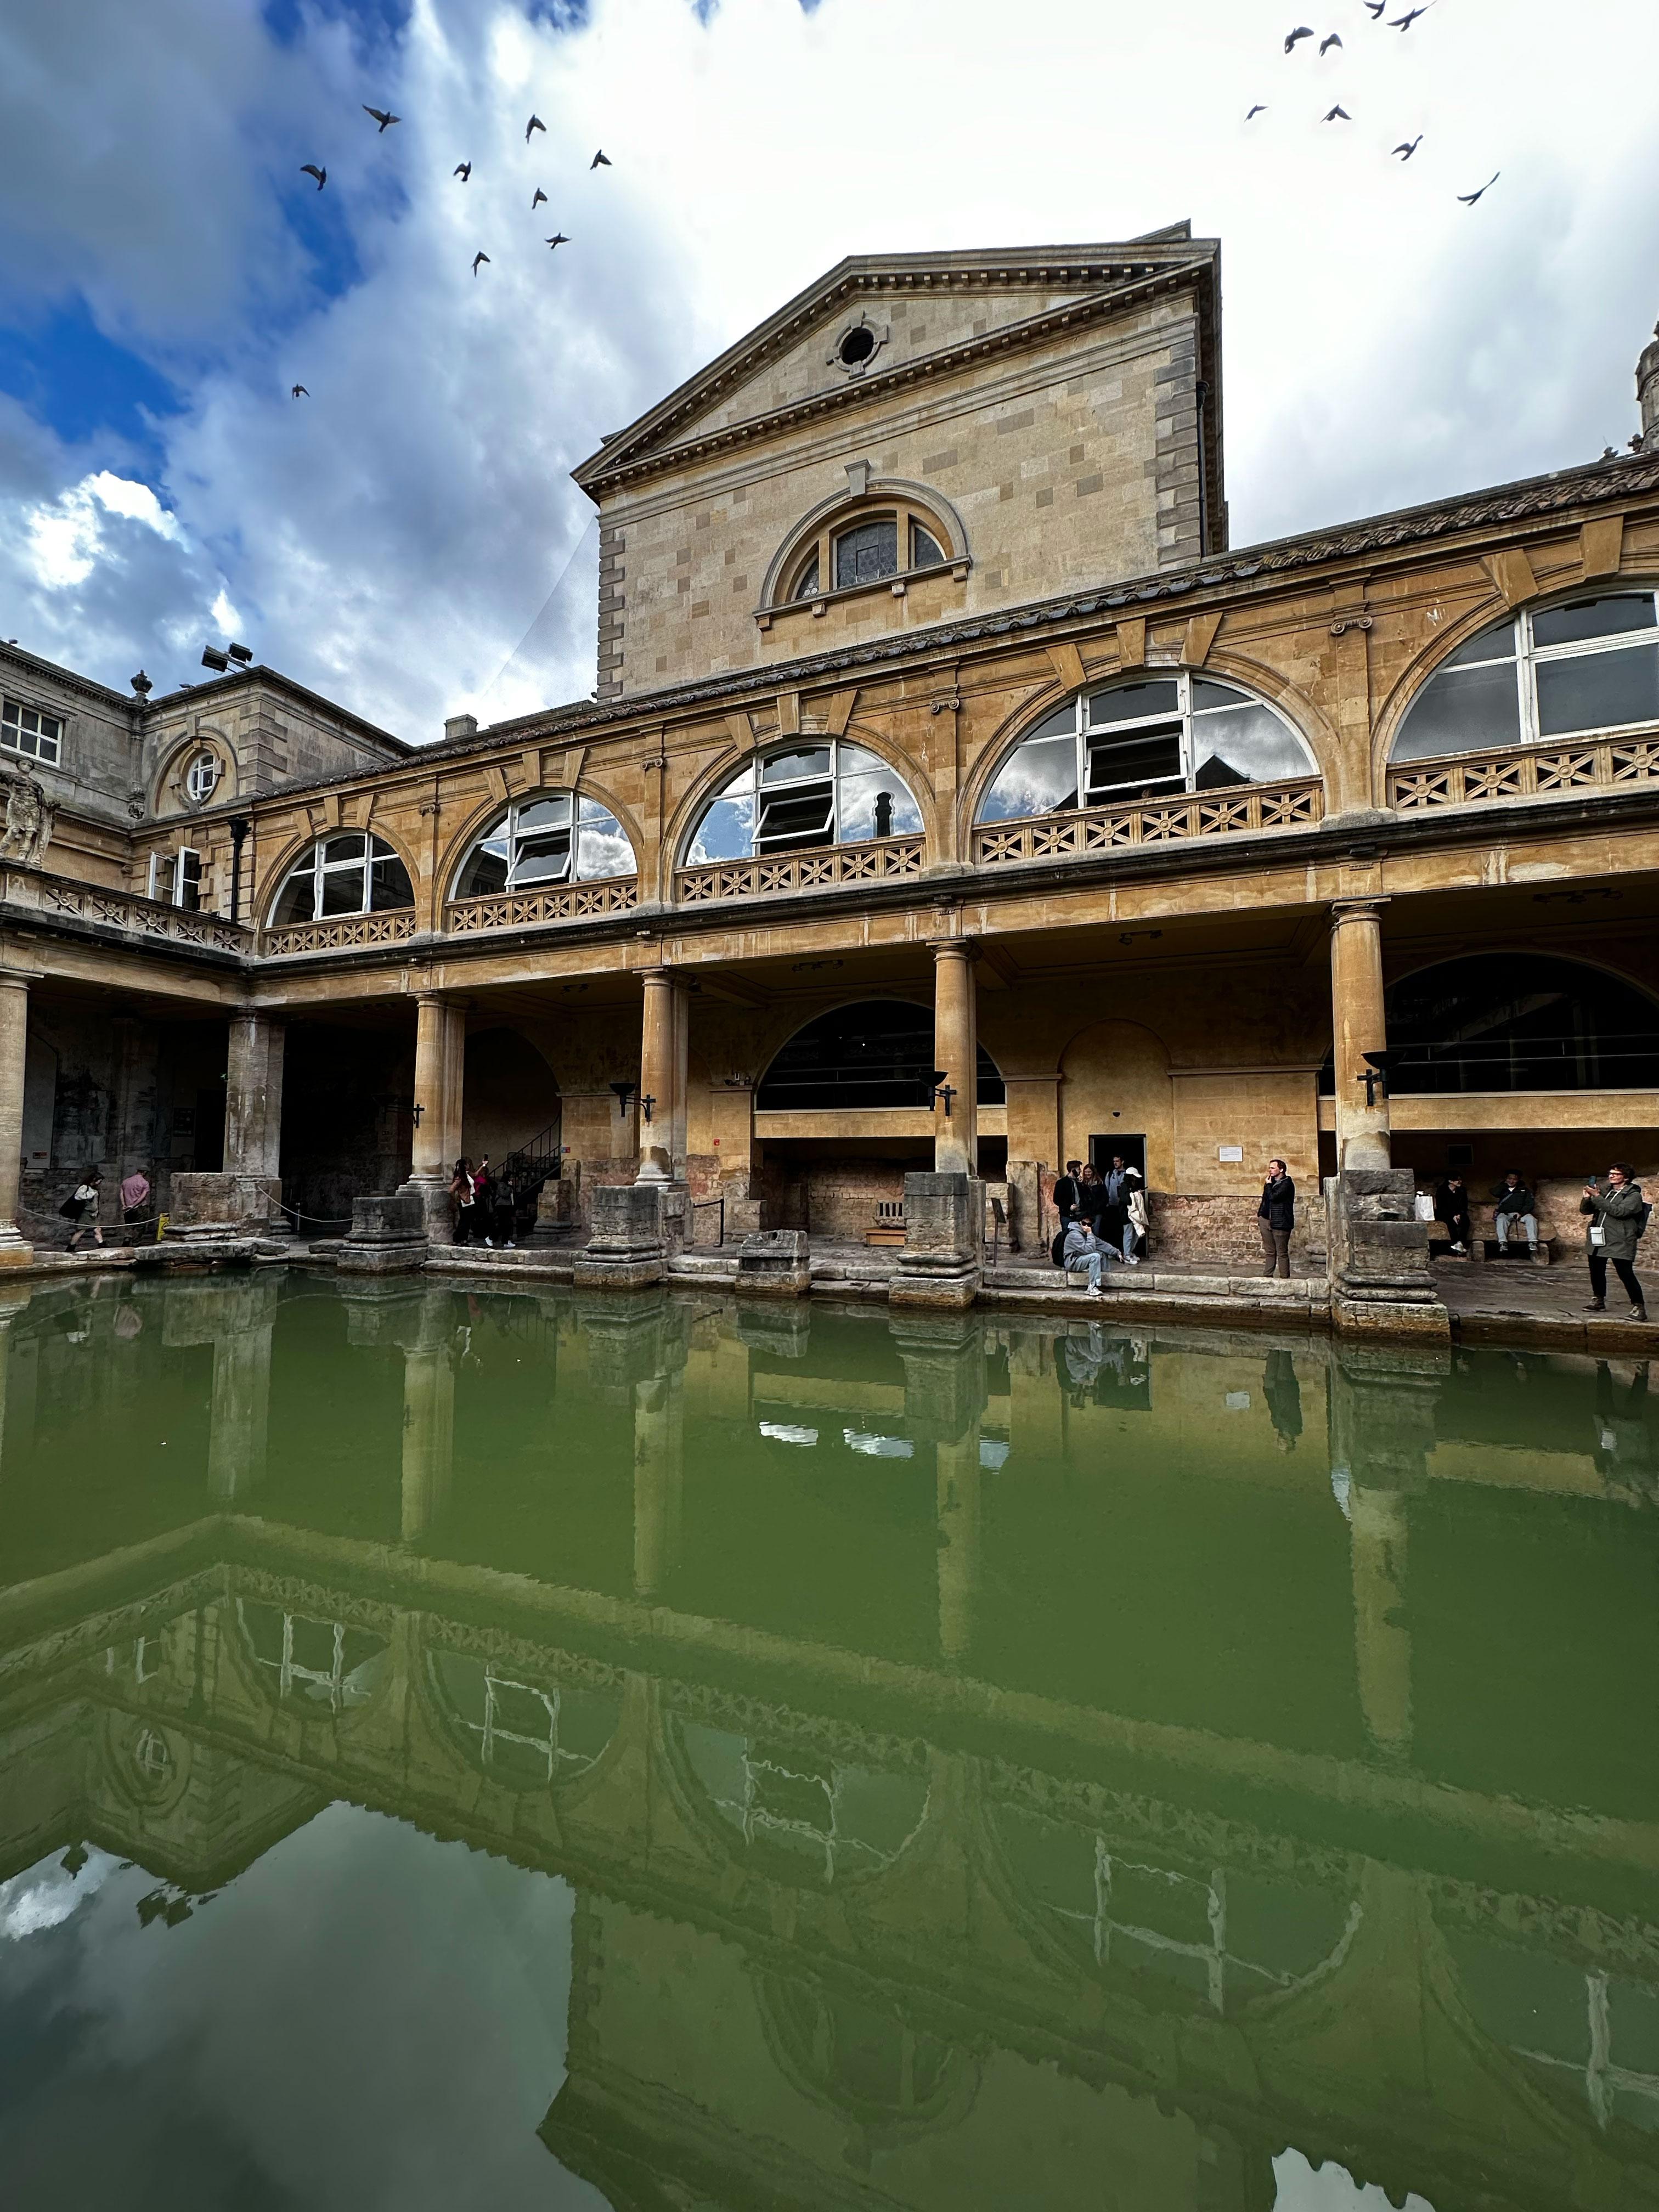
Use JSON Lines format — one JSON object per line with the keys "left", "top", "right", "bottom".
{"left": 1218, "top": 1145, "right": 1244, "bottom": 1163}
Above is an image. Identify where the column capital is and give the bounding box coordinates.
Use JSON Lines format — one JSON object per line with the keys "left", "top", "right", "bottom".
{"left": 930, "top": 935, "right": 978, "bottom": 960}
{"left": 0, "top": 968, "right": 32, "bottom": 996}
{"left": 1330, "top": 896, "right": 1389, "bottom": 924}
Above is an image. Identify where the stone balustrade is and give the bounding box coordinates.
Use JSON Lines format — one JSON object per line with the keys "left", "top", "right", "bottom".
{"left": 972, "top": 778, "right": 1323, "bottom": 867}
{"left": 260, "top": 910, "right": 418, "bottom": 958}
{"left": 675, "top": 835, "right": 924, "bottom": 906}
{"left": 445, "top": 876, "right": 637, "bottom": 933}
{"left": 3, "top": 868, "right": 248, "bottom": 955}
{"left": 1390, "top": 736, "right": 1659, "bottom": 813}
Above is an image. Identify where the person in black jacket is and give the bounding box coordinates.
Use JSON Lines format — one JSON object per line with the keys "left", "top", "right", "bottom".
{"left": 1053, "top": 1159, "right": 1083, "bottom": 1228}
{"left": 1435, "top": 1173, "right": 1473, "bottom": 1255}
{"left": 1257, "top": 1159, "right": 1295, "bottom": 1279}
{"left": 1491, "top": 1172, "right": 1539, "bottom": 1256}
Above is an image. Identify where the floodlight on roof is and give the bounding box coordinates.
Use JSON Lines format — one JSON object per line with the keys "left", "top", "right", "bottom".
{"left": 200, "top": 646, "right": 229, "bottom": 673}
{"left": 227, "top": 642, "right": 253, "bottom": 664}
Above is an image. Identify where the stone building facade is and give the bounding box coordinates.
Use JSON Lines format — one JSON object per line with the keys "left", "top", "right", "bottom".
{"left": 0, "top": 224, "right": 1656, "bottom": 1321}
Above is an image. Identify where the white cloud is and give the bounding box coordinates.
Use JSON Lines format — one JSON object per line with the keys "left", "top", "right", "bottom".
{"left": 0, "top": 1845, "right": 118, "bottom": 1940}
{"left": 2, "top": 0, "right": 1657, "bottom": 736}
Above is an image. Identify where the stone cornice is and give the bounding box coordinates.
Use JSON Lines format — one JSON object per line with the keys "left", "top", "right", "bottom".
{"left": 575, "top": 257, "right": 1216, "bottom": 497}
{"left": 0, "top": 641, "right": 137, "bottom": 717}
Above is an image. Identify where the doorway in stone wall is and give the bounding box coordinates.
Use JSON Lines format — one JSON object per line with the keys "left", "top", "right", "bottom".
{"left": 1088, "top": 1133, "right": 1146, "bottom": 1177}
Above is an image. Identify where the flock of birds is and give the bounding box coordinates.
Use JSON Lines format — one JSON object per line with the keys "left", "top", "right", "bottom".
{"left": 289, "top": 101, "right": 612, "bottom": 398}
{"left": 1249, "top": 2, "right": 1500, "bottom": 205}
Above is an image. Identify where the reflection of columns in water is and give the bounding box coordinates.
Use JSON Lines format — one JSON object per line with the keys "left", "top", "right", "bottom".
{"left": 207, "top": 1319, "right": 274, "bottom": 1500}
{"left": 1350, "top": 1486, "right": 1412, "bottom": 1756}
{"left": 400, "top": 1299, "right": 455, "bottom": 1543}
{"left": 0, "top": 1287, "right": 29, "bottom": 1474}
{"left": 633, "top": 1365, "right": 685, "bottom": 1601}
{"left": 935, "top": 1427, "right": 981, "bottom": 1665}
{"left": 894, "top": 1312, "right": 989, "bottom": 1664}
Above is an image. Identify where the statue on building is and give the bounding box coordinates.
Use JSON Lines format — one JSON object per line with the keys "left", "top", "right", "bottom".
{"left": 0, "top": 761, "right": 55, "bottom": 866}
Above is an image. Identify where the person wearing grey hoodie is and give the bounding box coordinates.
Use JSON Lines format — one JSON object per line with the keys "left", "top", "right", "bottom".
{"left": 1581, "top": 1162, "right": 1648, "bottom": 1321}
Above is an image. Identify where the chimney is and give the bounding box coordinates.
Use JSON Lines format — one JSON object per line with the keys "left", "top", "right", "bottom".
{"left": 444, "top": 712, "right": 479, "bottom": 742}
{"left": 1638, "top": 321, "right": 1659, "bottom": 454}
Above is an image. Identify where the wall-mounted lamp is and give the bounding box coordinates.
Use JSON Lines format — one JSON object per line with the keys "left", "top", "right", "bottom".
{"left": 929, "top": 1071, "right": 957, "bottom": 1119}
{"left": 410, "top": 1103, "right": 425, "bottom": 1127}
{"left": 1359, "top": 1049, "right": 1391, "bottom": 1109}
{"left": 609, "top": 1080, "right": 636, "bottom": 1118}
{"left": 640, "top": 1093, "right": 657, "bottom": 1125}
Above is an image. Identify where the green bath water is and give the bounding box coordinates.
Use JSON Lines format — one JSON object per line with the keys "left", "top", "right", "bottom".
{"left": 1, "top": 1270, "right": 1656, "bottom": 2210}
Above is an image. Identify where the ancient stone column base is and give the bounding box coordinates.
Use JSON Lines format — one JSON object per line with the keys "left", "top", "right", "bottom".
{"left": 894, "top": 1172, "right": 984, "bottom": 1312}
{"left": 1326, "top": 1169, "right": 1448, "bottom": 1343}
{"left": 890, "top": 1265, "right": 982, "bottom": 1312}
{"left": 575, "top": 1181, "right": 668, "bottom": 1291}
{"left": 0, "top": 1223, "right": 33, "bottom": 1268}
{"left": 734, "top": 1230, "right": 811, "bottom": 1298}
{"left": 1331, "top": 1290, "right": 1451, "bottom": 1342}
{"left": 168, "top": 1170, "right": 284, "bottom": 1237}
{"left": 338, "top": 1193, "right": 430, "bottom": 1276}
{"left": 396, "top": 1174, "right": 458, "bottom": 1245}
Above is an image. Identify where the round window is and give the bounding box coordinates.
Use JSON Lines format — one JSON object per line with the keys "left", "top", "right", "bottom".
{"left": 838, "top": 325, "right": 877, "bottom": 368}
{"left": 185, "top": 751, "right": 219, "bottom": 804}
{"left": 132, "top": 1728, "right": 174, "bottom": 1790}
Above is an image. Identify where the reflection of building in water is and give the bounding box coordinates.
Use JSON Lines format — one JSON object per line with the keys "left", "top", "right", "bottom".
{"left": 4, "top": 1282, "right": 1659, "bottom": 2206}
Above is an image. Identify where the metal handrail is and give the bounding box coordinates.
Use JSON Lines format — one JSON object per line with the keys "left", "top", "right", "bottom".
{"left": 690, "top": 1195, "right": 725, "bottom": 1247}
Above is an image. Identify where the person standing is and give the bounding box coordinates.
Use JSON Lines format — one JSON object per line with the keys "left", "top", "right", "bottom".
{"left": 1581, "top": 1163, "right": 1647, "bottom": 1321}
{"left": 1099, "top": 1154, "right": 1136, "bottom": 1262}
{"left": 474, "top": 1154, "right": 494, "bottom": 1244}
{"left": 64, "top": 1167, "right": 105, "bottom": 1251}
{"left": 492, "top": 1172, "right": 517, "bottom": 1250}
{"left": 1124, "top": 1167, "right": 1148, "bottom": 1266}
{"left": 449, "top": 1157, "right": 478, "bottom": 1245}
{"left": 1257, "top": 1159, "right": 1295, "bottom": 1279}
{"left": 1491, "top": 1172, "right": 1539, "bottom": 1257}
{"left": 1053, "top": 1159, "right": 1083, "bottom": 1228}
{"left": 119, "top": 1166, "right": 152, "bottom": 1243}
{"left": 1434, "top": 1172, "right": 1473, "bottom": 1255}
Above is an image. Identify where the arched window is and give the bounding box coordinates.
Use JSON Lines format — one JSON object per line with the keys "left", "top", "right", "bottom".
{"left": 685, "top": 743, "right": 923, "bottom": 865}
{"left": 270, "top": 834, "right": 414, "bottom": 926}
{"left": 427, "top": 1651, "right": 620, "bottom": 1789}
{"left": 1380, "top": 955, "right": 1659, "bottom": 1093}
{"left": 184, "top": 749, "right": 220, "bottom": 803}
{"left": 1392, "top": 589, "right": 1659, "bottom": 764}
{"left": 453, "top": 791, "right": 633, "bottom": 899}
{"left": 757, "top": 1000, "right": 1005, "bottom": 1110}
{"left": 768, "top": 490, "right": 961, "bottom": 614}
{"left": 977, "top": 676, "right": 1314, "bottom": 825}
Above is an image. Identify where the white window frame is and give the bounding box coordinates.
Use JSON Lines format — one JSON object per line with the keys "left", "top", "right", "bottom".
{"left": 452, "top": 791, "right": 633, "bottom": 899}
{"left": 979, "top": 675, "right": 1310, "bottom": 825}
{"left": 687, "top": 740, "right": 919, "bottom": 866}
{"left": 0, "top": 695, "right": 63, "bottom": 766}
{"left": 184, "top": 749, "right": 220, "bottom": 804}
{"left": 272, "top": 833, "right": 411, "bottom": 924}
{"left": 1400, "top": 588, "right": 1659, "bottom": 759}
{"left": 174, "top": 848, "right": 201, "bottom": 911}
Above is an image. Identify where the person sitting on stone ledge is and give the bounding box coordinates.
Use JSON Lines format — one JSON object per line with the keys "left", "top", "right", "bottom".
{"left": 1491, "top": 1172, "right": 1540, "bottom": 1256}
{"left": 1062, "top": 1214, "right": 1116, "bottom": 1295}
{"left": 1435, "top": 1172, "right": 1473, "bottom": 1255}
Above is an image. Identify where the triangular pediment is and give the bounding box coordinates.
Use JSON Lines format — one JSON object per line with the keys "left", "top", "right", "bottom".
{"left": 574, "top": 230, "right": 1217, "bottom": 495}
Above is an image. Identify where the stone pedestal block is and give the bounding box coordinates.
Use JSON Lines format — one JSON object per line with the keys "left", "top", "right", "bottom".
{"left": 337, "top": 1192, "right": 430, "bottom": 1276}
{"left": 575, "top": 1181, "right": 669, "bottom": 1290}
{"left": 735, "top": 1229, "right": 811, "bottom": 1299}
{"left": 167, "top": 1171, "right": 283, "bottom": 1235}
{"left": 1327, "top": 1169, "right": 1449, "bottom": 1343}
{"left": 397, "top": 1172, "right": 458, "bottom": 1245}
{"left": 893, "top": 1172, "right": 983, "bottom": 1311}
{"left": 533, "top": 1167, "right": 583, "bottom": 1244}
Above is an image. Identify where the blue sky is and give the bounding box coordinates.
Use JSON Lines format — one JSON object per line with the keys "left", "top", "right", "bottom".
{"left": 2, "top": 0, "right": 1657, "bottom": 737}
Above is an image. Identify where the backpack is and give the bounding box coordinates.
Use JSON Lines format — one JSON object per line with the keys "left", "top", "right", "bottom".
{"left": 1051, "top": 1228, "right": 1068, "bottom": 1268}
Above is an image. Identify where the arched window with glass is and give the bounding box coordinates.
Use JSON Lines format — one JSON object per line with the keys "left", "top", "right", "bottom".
{"left": 977, "top": 675, "right": 1317, "bottom": 828}
{"left": 270, "top": 833, "right": 415, "bottom": 925}
{"left": 452, "top": 791, "right": 634, "bottom": 900}
{"left": 1392, "top": 589, "right": 1659, "bottom": 764}
{"left": 684, "top": 742, "right": 924, "bottom": 866}
{"left": 767, "top": 489, "right": 961, "bottom": 615}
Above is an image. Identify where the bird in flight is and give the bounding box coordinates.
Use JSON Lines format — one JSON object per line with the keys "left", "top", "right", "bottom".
{"left": 300, "top": 163, "right": 326, "bottom": 190}
{"left": 454, "top": 161, "right": 471, "bottom": 181}
{"left": 1392, "top": 135, "right": 1423, "bottom": 159}
{"left": 1284, "top": 26, "right": 1313, "bottom": 52}
{"left": 1323, "top": 104, "right": 1351, "bottom": 121}
{"left": 1364, "top": 0, "right": 1385, "bottom": 14}
{"left": 526, "top": 114, "right": 546, "bottom": 143}
{"left": 545, "top": 232, "right": 569, "bottom": 249}
{"left": 1391, "top": 4, "right": 1430, "bottom": 25}
{"left": 1246, "top": 104, "right": 1267, "bottom": 119}
{"left": 1319, "top": 32, "right": 1342, "bottom": 53}
{"left": 532, "top": 187, "right": 548, "bottom": 207}
{"left": 1458, "top": 172, "right": 1499, "bottom": 205}
{"left": 363, "top": 105, "right": 399, "bottom": 132}
{"left": 291, "top": 384, "right": 308, "bottom": 398}
{"left": 472, "top": 251, "right": 490, "bottom": 274}
{"left": 591, "top": 149, "right": 611, "bottom": 168}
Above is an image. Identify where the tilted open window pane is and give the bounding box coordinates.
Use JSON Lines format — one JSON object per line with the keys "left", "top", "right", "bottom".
{"left": 756, "top": 785, "right": 834, "bottom": 851}
{"left": 834, "top": 519, "right": 898, "bottom": 590}
{"left": 980, "top": 732, "right": 1079, "bottom": 822}
{"left": 1087, "top": 725, "right": 1183, "bottom": 798}
{"left": 1537, "top": 641, "right": 1659, "bottom": 737}
{"left": 514, "top": 832, "right": 572, "bottom": 885}
{"left": 1532, "top": 594, "right": 1657, "bottom": 650}
{"left": 1392, "top": 658, "right": 1523, "bottom": 763}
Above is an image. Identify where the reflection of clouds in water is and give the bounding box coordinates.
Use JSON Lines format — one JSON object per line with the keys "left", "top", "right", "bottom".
{"left": 759, "top": 1422, "right": 818, "bottom": 1447}
{"left": 0, "top": 1803, "right": 604, "bottom": 2210}
{"left": 1273, "top": 2149, "right": 1435, "bottom": 2210}
{"left": 1, "top": 1845, "right": 118, "bottom": 1940}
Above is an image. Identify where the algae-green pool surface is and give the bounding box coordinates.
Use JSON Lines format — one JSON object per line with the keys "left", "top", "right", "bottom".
{"left": 2, "top": 1272, "right": 1657, "bottom": 2211}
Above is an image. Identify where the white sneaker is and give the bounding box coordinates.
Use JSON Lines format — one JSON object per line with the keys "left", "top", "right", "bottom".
{"left": 1126, "top": 1254, "right": 1140, "bottom": 1266}
{"left": 506, "top": 1240, "right": 516, "bottom": 1249}
{"left": 484, "top": 1237, "right": 494, "bottom": 1247}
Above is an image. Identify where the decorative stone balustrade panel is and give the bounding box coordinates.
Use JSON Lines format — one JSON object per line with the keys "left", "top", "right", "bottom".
{"left": 1390, "top": 737, "right": 1659, "bottom": 812}
{"left": 675, "top": 836, "right": 924, "bottom": 905}
{"left": 444, "top": 876, "right": 638, "bottom": 933}
{"left": 972, "top": 779, "right": 1323, "bottom": 867}
{"left": 261, "top": 910, "right": 418, "bottom": 957}
{"left": 7, "top": 871, "right": 249, "bottom": 955}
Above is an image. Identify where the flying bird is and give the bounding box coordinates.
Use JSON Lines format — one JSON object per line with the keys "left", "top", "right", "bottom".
{"left": 532, "top": 187, "right": 548, "bottom": 207}
{"left": 591, "top": 149, "right": 611, "bottom": 168}
{"left": 1284, "top": 26, "right": 1313, "bottom": 52}
{"left": 454, "top": 161, "right": 471, "bottom": 181}
{"left": 1322, "top": 104, "right": 1351, "bottom": 121}
{"left": 1390, "top": 4, "right": 1430, "bottom": 25}
{"left": 472, "top": 251, "right": 490, "bottom": 274}
{"left": 545, "top": 232, "right": 569, "bottom": 249}
{"left": 1319, "top": 32, "right": 1342, "bottom": 53}
{"left": 526, "top": 114, "right": 546, "bottom": 142}
{"left": 300, "top": 163, "right": 326, "bottom": 190}
{"left": 1458, "top": 171, "right": 1499, "bottom": 205}
{"left": 1246, "top": 104, "right": 1267, "bottom": 119}
{"left": 1364, "top": 0, "right": 1385, "bottom": 13}
{"left": 1392, "top": 135, "right": 1423, "bottom": 159}
{"left": 363, "top": 105, "right": 399, "bottom": 132}
{"left": 291, "top": 384, "right": 308, "bottom": 398}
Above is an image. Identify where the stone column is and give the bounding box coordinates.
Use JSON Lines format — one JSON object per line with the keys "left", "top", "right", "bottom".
{"left": 400, "top": 992, "right": 465, "bottom": 1241}
{"left": 636, "top": 969, "right": 682, "bottom": 1185}
{"left": 1330, "top": 900, "right": 1390, "bottom": 1170}
{"left": 223, "top": 1011, "right": 286, "bottom": 1233}
{"left": 110, "top": 1017, "right": 155, "bottom": 1183}
{"left": 0, "top": 974, "right": 33, "bottom": 1266}
{"left": 932, "top": 941, "right": 979, "bottom": 1176}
